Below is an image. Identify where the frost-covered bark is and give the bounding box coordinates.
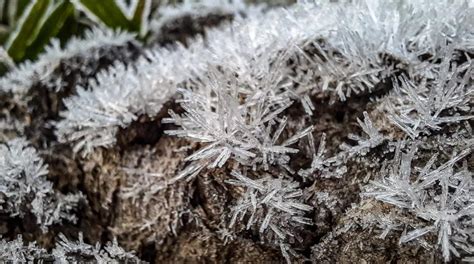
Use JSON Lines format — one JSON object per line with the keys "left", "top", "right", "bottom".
{"left": 0, "top": 138, "right": 82, "bottom": 232}
{"left": 0, "top": 0, "right": 473, "bottom": 263}
{"left": 363, "top": 143, "right": 472, "bottom": 261}
{"left": 227, "top": 171, "right": 312, "bottom": 263}
{"left": 0, "top": 234, "right": 141, "bottom": 263}
{"left": 0, "top": 28, "right": 139, "bottom": 97}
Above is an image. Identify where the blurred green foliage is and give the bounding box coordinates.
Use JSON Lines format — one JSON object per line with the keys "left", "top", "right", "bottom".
{"left": 5, "top": 0, "right": 74, "bottom": 62}
{"left": 0, "top": 0, "right": 150, "bottom": 63}
{"left": 0, "top": 0, "right": 288, "bottom": 65}
{"left": 77, "top": 0, "right": 149, "bottom": 33}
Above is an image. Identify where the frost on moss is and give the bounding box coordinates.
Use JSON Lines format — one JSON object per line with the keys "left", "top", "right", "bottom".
{"left": 149, "top": 0, "right": 260, "bottom": 45}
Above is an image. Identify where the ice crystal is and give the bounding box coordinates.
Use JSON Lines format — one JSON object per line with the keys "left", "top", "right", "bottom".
{"left": 53, "top": 233, "right": 141, "bottom": 263}
{"left": 0, "top": 27, "right": 137, "bottom": 96}
{"left": 291, "top": 0, "right": 474, "bottom": 102}
{"left": 0, "top": 0, "right": 473, "bottom": 263}
{"left": 54, "top": 3, "right": 322, "bottom": 154}
{"left": 0, "top": 138, "right": 82, "bottom": 231}
{"left": 0, "top": 235, "right": 49, "bottom": 263}
{"left": 0, "top": 233, "right": 142, "bottom": 263}
{"left": 292, "top": 38, "right": 389, "bottom": 103}
{"left": 364, "top": 141, "right": 473, "bottom": 261}
{"left": 55, "top": 46, "right": 195, "bottom": 155}
{"left": 386, "top": 47, "right": 473, "bottom": 138}
{"left": 55, "top": 0, "right": 474, "bottom": 155}
{"left": 150, "top": 0, "right": 254, "bottom": 40}
{"left": 227, "top": 170, "right": 312, "bottom": 263}
{"left": 298, "top": 133, "right": 330, "bottom": 178}
{"left": 164, "top": 65, "right": 313, "bottom": 180}
{"left": 341, "top": 111, "right": 385, "bottom": 158}
{"left": 120, "top": 167, "right": 168, "bottom": 203}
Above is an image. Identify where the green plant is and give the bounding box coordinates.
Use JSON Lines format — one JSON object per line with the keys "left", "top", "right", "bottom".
{"left": 1, "top": 0, "right": 150, "bottom": 63}
{"left": 74, "top": 0, "right": 150, "bottom": 36}
{"left": 5, "top": 0, "right": 74, "bottom": 62}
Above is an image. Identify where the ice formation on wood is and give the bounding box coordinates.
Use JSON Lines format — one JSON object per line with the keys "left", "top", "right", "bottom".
{"left": 0, "top": 0, "right": 472, "bottom": 262}
{"left": 0, "top": 138, "right": 82, "bottom": 232}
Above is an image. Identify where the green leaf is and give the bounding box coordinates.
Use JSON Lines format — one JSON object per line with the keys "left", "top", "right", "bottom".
{"left": 76, "top": 0, "right": 131, "bottom": 30}
{"left": 24, "top": 0, "right": 74, "bottom": 60}
{"left": 0, "top": 25, "right": 9, "bottom": 45}
{"left": 14, "top": 0, "right": 31, "bottom": 20}
{"left": 0, "top": 0, "right": 29, "bottom": 25}
{"left": 55, "top": 11, "right": 82, "bottom": 44}
{"left": 6, "top": 0, "right": 52, "bottom": 62}
{"left": 0, "top": 47, "right": 14, "bottom": 76}
{"left": 130, "top": 0, "right": 150, "bottom": 35}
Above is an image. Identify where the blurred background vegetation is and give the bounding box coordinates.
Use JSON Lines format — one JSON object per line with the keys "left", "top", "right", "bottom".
{"left": 0, "top": 0, "right": 153, "bottom": 63}
{"left": 0, "top": 0, "right": 293, "bottom": 69}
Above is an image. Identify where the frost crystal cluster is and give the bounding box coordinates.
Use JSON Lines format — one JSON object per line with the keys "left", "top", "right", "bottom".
{"left": 53, "top": 233, "right": 142, "bottom": 263}
{"left": 0, "top": 27, "right": 138, "bottom": 96}
{"left": 227, "top": 170, "right": 312, "bottom": 262}
{"left": 0, "top": 234, "right": 141, "bottom": 263}
{"left": 386, "top": 48, "right": 473, "bottom": 138}
{"left": 164, "top": 65, "right": 313, "bottom": 180}
{"left": 0, "top": 138, "right": 82, "bottom": 232}
{"left": 0, "top": 235, "right": 48, "bottom": 263}
{"left": 364, "top": 143, "right": 472, "bottom": 261}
